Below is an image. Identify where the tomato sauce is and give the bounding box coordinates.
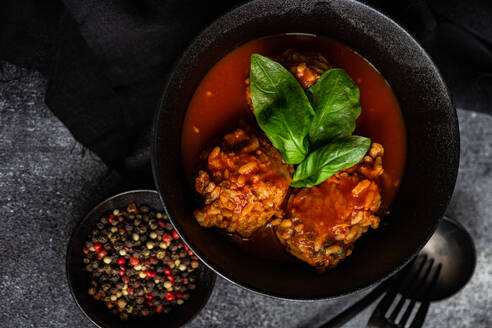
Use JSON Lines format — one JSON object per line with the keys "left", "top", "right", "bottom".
{"left": 182, "top": 34, "right": 406, "bottom": 210}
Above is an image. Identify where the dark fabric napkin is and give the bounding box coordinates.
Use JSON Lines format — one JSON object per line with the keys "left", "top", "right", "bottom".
{"left": 1, "top": 0, "right": 491, "bottom": 181}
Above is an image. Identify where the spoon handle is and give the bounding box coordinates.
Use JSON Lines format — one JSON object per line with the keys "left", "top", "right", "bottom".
{"left": 316, "top": 281, "right": 390, "bottom": 328}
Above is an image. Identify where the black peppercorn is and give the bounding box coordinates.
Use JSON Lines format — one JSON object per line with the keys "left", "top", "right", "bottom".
{"left": 83, "top": 203, "right": 200, "bottom": 320}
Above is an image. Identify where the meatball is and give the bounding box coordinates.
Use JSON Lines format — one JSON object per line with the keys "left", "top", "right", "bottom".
{"left": 246, "top": 49, "right": 331, "bottom": 110}
{"left": 194, "top": 124, "right": 293, "bottom": 237}
{"left": 278, "top": 49, "right": 331, "bottom": 88}
{"left": 274, "top": 143, "right": 385, "bottom": 271}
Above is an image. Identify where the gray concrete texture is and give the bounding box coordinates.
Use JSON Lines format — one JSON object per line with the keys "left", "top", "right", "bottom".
{"left": 0, "top": 65, "right": 491, "bottom": 327}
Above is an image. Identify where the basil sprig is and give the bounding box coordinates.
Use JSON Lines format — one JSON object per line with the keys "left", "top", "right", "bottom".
{"left": 250, "top": 54, "right": 314, "bottom": 164}
{"left": 307, "top": 68, "right": 362, "bottom": 148}
{"left": 250, "top": 54, "right": 370, "bottom": 187}
{"left": 291, "top": 136, "right": 370, "bottom": 187}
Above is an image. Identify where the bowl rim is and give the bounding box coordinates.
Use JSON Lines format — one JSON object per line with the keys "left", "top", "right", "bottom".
{"left": 66, "top": 189, "right": 217, "bottom": 327}
{"left": 151, "top": 0, "right": 459, "bottom": 300}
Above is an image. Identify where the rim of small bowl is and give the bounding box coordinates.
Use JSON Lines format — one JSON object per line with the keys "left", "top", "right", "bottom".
{"left": 66, "top": 189, "right": 216, "bottom": 327}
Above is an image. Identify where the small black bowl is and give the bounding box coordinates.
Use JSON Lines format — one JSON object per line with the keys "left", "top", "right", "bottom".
{"left": 152, "top": 0, "right": 459, "bottom": 300}
{"left": 66, "top": 190, "right": 216, "bottom": 328}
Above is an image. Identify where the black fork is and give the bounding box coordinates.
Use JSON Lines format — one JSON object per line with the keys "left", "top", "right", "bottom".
{"left": 367, "top": 255, "right": 442, "bottom": 328}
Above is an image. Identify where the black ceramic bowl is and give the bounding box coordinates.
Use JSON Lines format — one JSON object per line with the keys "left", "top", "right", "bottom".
{"left": 152, "top": 0, "right": 459, "bottom": 299}
{"left": 66, "top": 190, "right": 216, "bottom": 328}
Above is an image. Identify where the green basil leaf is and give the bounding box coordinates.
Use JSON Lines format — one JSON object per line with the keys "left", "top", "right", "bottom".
{"left": 291, "top": 135, "right": 371, "bottom": 188}
{"left": 307, "top": 68, "right": 361, "bottom": 148}
{"left": 250, "top": 54, "right": 314, "bottom": 164}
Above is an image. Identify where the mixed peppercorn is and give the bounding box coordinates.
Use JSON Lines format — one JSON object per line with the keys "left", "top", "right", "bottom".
{"left": 82, "top": 203, "right": 200, "bottom": 320}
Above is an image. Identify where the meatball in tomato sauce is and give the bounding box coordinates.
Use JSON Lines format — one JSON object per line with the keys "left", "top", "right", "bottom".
{"left": 274, "top": 143, "right": 384, "bottom": 271}
{"left": 194, "top": 124, "right": 293, "bottom": 238}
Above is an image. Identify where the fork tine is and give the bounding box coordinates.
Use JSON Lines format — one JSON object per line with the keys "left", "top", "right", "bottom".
{"left": 408, "top": 263, "right": 442, "bottom": 328}
{"left": 367, "top": 256, "right": 426, "bottom": 326}
{"left": 388, "top": 256, "right": 429, "bottom": 322}
{"left": 367, "top": 285, "right": 399, "bottom": 326}
{"left": 397, "top": 258, "right": 435, "bottom": 326}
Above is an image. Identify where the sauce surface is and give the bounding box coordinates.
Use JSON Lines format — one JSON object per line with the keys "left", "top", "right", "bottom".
{"left": 182, "top": 34, "right": 405, "bottom": 209}
{"left": 181, "top": 34, "right": 406, "bottom": 260}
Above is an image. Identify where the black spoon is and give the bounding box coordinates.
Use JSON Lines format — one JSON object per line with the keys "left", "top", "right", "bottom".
{"left": 318, "top": 216, "right": 476, "bottom": 328}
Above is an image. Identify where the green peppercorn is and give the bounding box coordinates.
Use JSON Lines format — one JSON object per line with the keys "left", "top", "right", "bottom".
{"left": 118, "top": 299, "right": 127, "bottom": 308}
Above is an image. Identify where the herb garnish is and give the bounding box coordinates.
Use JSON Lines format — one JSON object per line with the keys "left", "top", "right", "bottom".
{"left": 307, "top": 68, "right": 361, "bottom": 148}
{"left": 250, "top": 54, "right": 370, "bottom": 187}
{"left": 291, "top": 136, "right": 371, "bottom": 187}
{"left": 250, "top": 54, "right": 314, "bottom": 164}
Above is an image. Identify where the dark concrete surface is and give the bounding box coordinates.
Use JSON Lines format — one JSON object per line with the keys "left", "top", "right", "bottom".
{"left": 1, "top": 63, "right": 491, "bottom": 327}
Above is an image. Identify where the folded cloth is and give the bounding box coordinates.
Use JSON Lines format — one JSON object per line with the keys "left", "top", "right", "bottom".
{"left": 1, "top": 0, "right": 491, "bottom": 177}
{"left": 49, "top": 0, "right": 245, "bottom": 178}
